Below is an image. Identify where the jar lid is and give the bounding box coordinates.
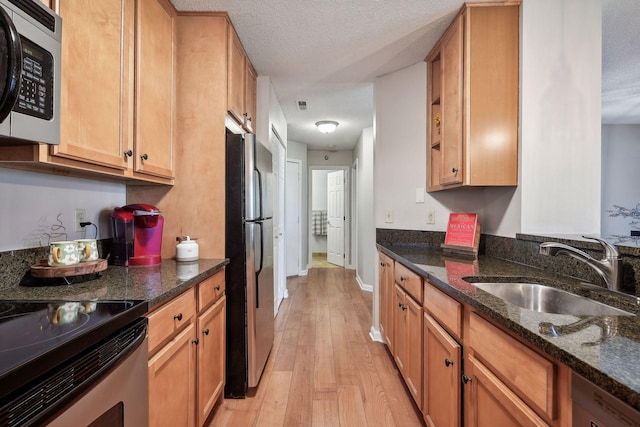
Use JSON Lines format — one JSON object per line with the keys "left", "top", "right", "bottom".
{"left": 176, "top": 236, "right": 197, "bottom": 242}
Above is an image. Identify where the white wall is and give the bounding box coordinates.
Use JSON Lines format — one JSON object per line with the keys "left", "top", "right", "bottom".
{"left": 602, "top": 125, "right": 640, "bottom": 236}
{"left": 0, "top": 168, "right": 126, "bottom": 251}
{"left": 286, "top": 140, "right": 309, "bottom": 269}
{"left": 519, "top": 0, "right": 602, "bottom": 234}
{"left": 311, "top": 169, "right": 329, "bottom": 253}
{"left": 354, "top": 127, "right": 375, "bottom": 288}
{"left": 308, "top": 150, "right": 353, "bottom": 166}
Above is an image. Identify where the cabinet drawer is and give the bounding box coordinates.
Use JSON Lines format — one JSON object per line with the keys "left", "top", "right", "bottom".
{"left": 468, "top": 312, "right": 556, "bottom": 420}
{"left": 147, "top": 288, "right": 196, "bottom": 355}
{"left": 395, "top": 262, "right": 422, "bottom": 302}
{"left": 424, "top": 282, "right": 461, "bottom": 339}
{"left": 197, "top": 269, "right": 225, "bottom": 312}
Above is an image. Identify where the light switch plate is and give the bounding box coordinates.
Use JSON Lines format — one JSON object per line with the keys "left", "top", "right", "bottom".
{"left": 416, "top": 188, "right": 425, "bottom": 203}
{"left": 384, "top": 210, "right": 394, "bottom": 223}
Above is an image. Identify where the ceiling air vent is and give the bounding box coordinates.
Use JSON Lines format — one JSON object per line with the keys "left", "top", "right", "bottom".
{"left": 296, "top": 100, "right": 308, "bottom": 111}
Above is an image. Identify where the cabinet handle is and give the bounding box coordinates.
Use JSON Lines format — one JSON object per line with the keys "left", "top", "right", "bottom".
{"left": 444, "top": 359, "right": 454, "bottom": 367}
{"left": 124, "top": 150, "right": 133, "bottom": 157}
{"left": 203, "top": 328, "right": 210, "bottom": 336}
{"left": 141, "top": 153, "right": 149, "bottom": 161}
{"left": 173, "top": 313, "right": 183, "bottom": 321}
{"left": 243, "top": 112, "right": 252, "bottom": 122}
{"left": 214, "top": 285, "right": 221, "bottom": 291}
{"left": 462, "top": 375, "right": 473, "bottom": 384}
{"left": 400, "top": 276, "right": 406, "bottom": 282}
{"left": 380, "top": 262, "right": 385, "bottom": 267}
{"left": 452, "top": 167, "right": 458, "bottom": 175}
{"left": 401, "top": 304, "right": 407, "bottom": 311}
{"left": 192, "top": 338, "right": 199, "bottom": 345}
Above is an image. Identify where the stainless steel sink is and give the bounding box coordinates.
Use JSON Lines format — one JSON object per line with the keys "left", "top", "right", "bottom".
{"left": 472, "top": 282, "right": 633, "bottom": 316}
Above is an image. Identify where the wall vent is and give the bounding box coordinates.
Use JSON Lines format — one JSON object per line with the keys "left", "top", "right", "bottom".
{"left": 296, "top": 100, "right": 308, "bottom": 111}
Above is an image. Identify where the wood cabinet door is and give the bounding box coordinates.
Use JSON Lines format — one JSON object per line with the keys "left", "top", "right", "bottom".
{"left": 464, "top": 355, "right": 548, "bottom": 427}
{"left": 424, "top": 314, "right": 461, "bottom": 427}
{"left": 134, "top": 0, "right": 174, "bottom": 179}
{"left": 148, "top": 323, "right": 197, "bottom": 427}
{"left": 439, "top": 13, "right": 464, "bottom": 186}
{"left": 243, "top": 62, "right": 257, "bottom": 133}
{"left": 393, "top": 284, "right": 406, "bottom": 374}
{"left": 197, "top": 296, "right": 226, "bottom": 427}
{"left": 227, "top": 24, "right": 246, "bottom": 126}
{"left": 379, "top": 255, "right": 390, "bottom": 347}
{"left": 383, "top": 256, "right": 395, "bottom": 349}
{"left": 405, "top": 294, "right": 423, "bottom": 409}
{"left": 52, "top": 0, "right": 131, "bottom": 170}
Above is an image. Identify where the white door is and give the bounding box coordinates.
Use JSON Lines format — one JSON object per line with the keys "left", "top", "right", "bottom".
{"left": 327, "top": 170, "right": 345, "bottom": 267}
{"left": 286, "top": 161, "right": 301, "bottom": 276}
{"left": 272, "top": 131, "right": 287, "bottom": 313}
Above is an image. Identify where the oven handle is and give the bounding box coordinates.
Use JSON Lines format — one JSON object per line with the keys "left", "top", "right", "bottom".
{"left": 0, "top": 6, "right": 22, "bottom": 123}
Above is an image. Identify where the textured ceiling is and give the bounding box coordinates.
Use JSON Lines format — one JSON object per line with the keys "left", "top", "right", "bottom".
{"left": 170, "top": 0, "right": 638, "bottom": 149}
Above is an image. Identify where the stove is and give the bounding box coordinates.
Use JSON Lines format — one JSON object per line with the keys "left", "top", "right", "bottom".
{"left": 0, "top": 299, "right": 147, "bottom": 410}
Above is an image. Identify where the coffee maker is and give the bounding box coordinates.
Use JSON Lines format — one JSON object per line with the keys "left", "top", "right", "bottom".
{"left": 111, "top": 204, "right": 164, "bottom": 266}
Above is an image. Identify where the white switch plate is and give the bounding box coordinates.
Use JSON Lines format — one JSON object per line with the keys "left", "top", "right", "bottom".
{"left": 426, "top": 210, "right": 435, "bottom": 224}
{"left": 415, "top": 188, "right": 425, "bottom": 203}
{"left": 384, "top": 210, "right": 394, "bottom": 223}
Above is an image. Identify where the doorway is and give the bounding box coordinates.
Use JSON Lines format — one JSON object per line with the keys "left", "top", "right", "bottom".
{"left": 309, "top": 166, "right": 350, "bottom": 269}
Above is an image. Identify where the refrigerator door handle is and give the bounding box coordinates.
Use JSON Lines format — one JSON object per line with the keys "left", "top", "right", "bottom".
{"left": 255, "top": 221, "right": 264, "bottom": 308}
{"left": 255, "top": 168, "right": 263, "bottom": 219}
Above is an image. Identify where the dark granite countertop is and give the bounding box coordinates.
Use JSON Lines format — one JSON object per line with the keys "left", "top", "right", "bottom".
{"left": 0, "top": 258, "right": 228, "bottom": 310}
{"left": 378, "top": 243, "right": 640, "bottom": 412}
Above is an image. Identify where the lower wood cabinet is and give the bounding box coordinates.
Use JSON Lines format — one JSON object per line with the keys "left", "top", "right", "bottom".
{"left": 196, "top": 295, "right": 226, "bottom": 427}
{"left": 148, "top": 323, "right": 197, "bottom": 426}
{"left": 423, "top": 313, "right": 461, "bottom": 427}
{"left": 147, "top": 269, "right": 226, "bottom": 427}
{"left": 393, "top": 283, "right": 423, "bottom": 408}
{"left": 377, "top": 251, "right": 571, "bottom": 427}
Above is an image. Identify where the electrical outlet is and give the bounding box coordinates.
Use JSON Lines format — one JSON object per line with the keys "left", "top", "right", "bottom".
{"left": 74, "top": 208, "right": 86, "bottom": 232}
{"left": 384, "top": 210, "right": 394, "bottom": 223}
{"left": 426, "top": 210, "right": 435, "bottom": 225}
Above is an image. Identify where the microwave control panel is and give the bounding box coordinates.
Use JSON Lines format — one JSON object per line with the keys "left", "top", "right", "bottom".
{"left": 15, "top": 36, "right": 53, "bottom": 121}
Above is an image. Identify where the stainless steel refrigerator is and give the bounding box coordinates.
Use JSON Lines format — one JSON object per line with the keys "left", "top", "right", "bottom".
{"left": 225, "top": 131, "right": 274, "bottom": 398}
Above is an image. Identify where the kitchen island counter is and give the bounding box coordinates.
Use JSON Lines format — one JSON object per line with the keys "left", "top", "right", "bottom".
{"left": 378, "top": 242, "right": 640, "bottom": 412}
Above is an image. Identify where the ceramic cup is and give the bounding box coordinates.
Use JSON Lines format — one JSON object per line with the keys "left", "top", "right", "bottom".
{"left": 48, "top": 241, "right": 80, "bottom": 267}
{"left": 75, "top": 239, "right": 99, "bottom": 262}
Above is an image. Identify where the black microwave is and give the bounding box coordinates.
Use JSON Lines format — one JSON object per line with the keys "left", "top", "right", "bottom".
{"left": 0, "top": 0, "right": 61, "bottom": 145}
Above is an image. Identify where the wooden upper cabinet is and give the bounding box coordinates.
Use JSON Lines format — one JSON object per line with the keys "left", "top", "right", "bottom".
{"left": 426, "top": 2, "right": 519, "bottom": 192}
{"left": 52, "top": 0, "right": 132, "bottom": 171}
{"left": 227, "top": 24, "right": 246, "bottom": 126}
{"left": 227, "top": 23, "right": 257, "bottom": 133}
{"left": 244, "top": 61, "right": 257, "bottom": 133}
{"left": 134, "top": 0, "right": 175, "bottom": 179}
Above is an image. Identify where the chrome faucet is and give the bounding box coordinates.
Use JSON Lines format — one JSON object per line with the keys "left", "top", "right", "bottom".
{"left": 539, "top": 316, "right": 618, "bottom": 346}
{"left": 539, "top": 236, "right": 622, "bottom": 292}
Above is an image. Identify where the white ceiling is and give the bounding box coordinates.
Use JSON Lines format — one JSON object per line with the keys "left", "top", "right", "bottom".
{"left": 170, "top": 0, "right": 638, "bottom": 149}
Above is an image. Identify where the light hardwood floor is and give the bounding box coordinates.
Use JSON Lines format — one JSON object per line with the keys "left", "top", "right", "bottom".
{"left": 207, "top": 268, "right": 425, "bottom": 426}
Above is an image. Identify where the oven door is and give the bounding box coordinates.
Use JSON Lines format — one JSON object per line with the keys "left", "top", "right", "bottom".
{"left": 0, "top": 5, "right": 22, "bottom": 124}
{"left": 45, "top": 337, "right": 149, "bottom": 427}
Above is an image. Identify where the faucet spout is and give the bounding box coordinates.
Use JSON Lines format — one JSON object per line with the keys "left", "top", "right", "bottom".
{"left": 539, "top": 236, "right": 622, "bottom": 292}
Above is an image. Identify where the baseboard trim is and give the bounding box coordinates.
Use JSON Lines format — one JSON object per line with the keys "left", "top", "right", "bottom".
{"left": 356, "top": 274, "right": 373, "bottom": 293}
{"left": 299, "top": 268, "right": 308, "bottom": 276}
{"left": 369, "top": 326, "right": 384, "bottom": 343}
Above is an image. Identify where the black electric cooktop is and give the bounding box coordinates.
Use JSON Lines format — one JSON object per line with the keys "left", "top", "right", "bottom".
{"left": 0, "top": 299, "right": 147, "bottom": 401}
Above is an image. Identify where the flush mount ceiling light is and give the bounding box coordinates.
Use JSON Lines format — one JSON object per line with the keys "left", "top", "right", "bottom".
{"left": 315, "top": 120, "right": 339, "bottom": 133}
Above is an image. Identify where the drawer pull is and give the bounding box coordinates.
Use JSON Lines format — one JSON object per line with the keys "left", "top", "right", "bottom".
{"left": 380, "top": 262, "right": 385, "bottom": 267}
{"left": 141, "top": 153, "right": 149, "bottom": 161}
{"left": 400, "top": 276, "right": 406, "bottom": 281}
{"left": 124, "top": 149, "right": 133, "bottom": 157}
{"left": 462, "top": 375, "right": 473, "bottom": 384}
{"left": 192, "top": 338, "right": 199, "bottom": 345}
{"left": 174, "top": 313, "right": 183, "bottom": 321}
{"left": 203, "top": 328, "right": 210, "bottom": 336}
{"left": 214, "top": 285, "right": 221, "bottom": 291}
{"left": 445, "top": 359, "right": 454, "bottom": 367}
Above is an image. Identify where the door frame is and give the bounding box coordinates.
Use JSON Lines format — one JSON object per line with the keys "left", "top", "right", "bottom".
{"left": 307, "top": 165, "right": 350, "bottom": 270}
{"left": 286, "top": 159, "right": 303, "bottom": 277}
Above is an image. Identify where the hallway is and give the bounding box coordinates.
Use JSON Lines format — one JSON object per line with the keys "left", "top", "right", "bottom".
{"left": 207, "top": 268, "right": 424, "bottom": 426}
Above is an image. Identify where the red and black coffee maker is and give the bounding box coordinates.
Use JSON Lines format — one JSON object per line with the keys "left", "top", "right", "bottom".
{"left": 111, "top": 204, "right": 164, "bottom": 266}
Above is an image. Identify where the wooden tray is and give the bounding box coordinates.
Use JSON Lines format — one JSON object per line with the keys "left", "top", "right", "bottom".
{"left": 30, "top": 259, "right": 108, "bottom": 278}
